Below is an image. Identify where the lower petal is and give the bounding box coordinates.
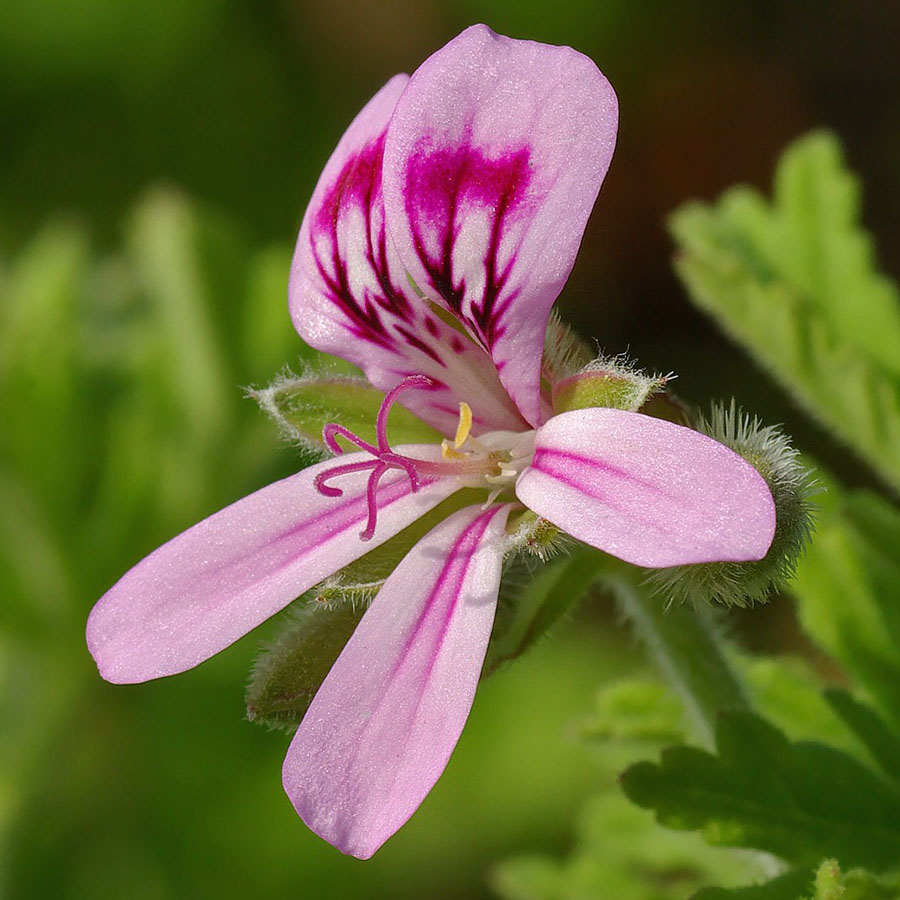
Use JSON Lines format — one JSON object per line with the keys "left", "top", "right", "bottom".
{"left": 282, "top": 502, "right": 512, "bottom": 859}
{"left": 86, "top": 449, "right": 460, "bottom": 684}
{"left": 516, "top": 408, "right": 775, "bottom": 567}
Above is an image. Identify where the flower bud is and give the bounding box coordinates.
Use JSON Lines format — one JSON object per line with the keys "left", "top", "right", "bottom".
{"left": 551, "top": 355, "right": 668, "bottom": 414}
{"left": 647, "top": 402, "right": 817, "bottom": 607}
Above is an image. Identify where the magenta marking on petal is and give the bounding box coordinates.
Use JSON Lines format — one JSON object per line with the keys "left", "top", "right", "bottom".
{"left": 530, "top": 447, "right": 676, "bottom": 531}
{"left": 394, "top": 325, "right": 446, "bottom": 367}
{"left": 182, "top": 471, "right": 423, "bottom": 608}
{"left": 532, "top": 447, "right": 671, "bottom": 499}
{"left": 404, "top": 141, "right": 532, "bottom": 351}
{"left": 390, "top": 505, "right": 502, "bottom": 680}
{"left": 310, "top": 133, "right": 414, "bottom": 350}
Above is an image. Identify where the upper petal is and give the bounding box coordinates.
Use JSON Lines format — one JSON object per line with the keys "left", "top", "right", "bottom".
{"left": 86, "top": 449, "right": 460, "bottom": 684}
{"left": 282, "top": 502, "right": 512, "bottom": 859}
{"left": 289, "top": 75, "right": 525, "bottom": 436}
{"left": 383, "top": 25, "right": 618, "bottom": 427}
{"left": 516, "top": 409, "right": 776, "bottom": 567}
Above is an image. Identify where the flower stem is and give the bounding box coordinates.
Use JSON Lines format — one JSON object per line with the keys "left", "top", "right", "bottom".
{"left": 593, "top": 555, "right": 750, "bottom": 748}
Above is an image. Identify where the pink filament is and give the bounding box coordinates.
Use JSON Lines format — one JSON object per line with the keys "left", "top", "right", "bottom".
{"left": 316, "top": 375, "right": 439, "bottom": 540}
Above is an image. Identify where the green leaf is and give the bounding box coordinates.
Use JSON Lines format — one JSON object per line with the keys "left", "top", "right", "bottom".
{"left": 670, "top": 130, "right": 900, "bottom": 492}
{"left": 0, "top": 221, "right": 92, "bottom": 523}
{"left": 792, "top": 487, "right": 900, "bottom": 729}
{"left": 491, "top": 792, "right": 762, "bottom": 900}
{"left": 693, "top": 867, "right": 815, "bottom": 900}
{"left": 126, "top": 187, "right": 231, "bottom": 444}
{"left": 621, "top": 710, "right": 900, "bottom": 871}
{"left": 253, "top": 373, "right": 441, "bottom": 450}
{"left": 824, "top": 689, "right": 900, "bottom": 783}
{"left": 741, "top": 658, "right": 854, "bottom": 751}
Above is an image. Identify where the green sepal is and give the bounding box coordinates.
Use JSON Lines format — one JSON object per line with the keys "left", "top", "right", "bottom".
{"left": 245, "top": 598, "right": 365, "bottom": 731}
{"left": 541, "top": 312, "right": 595, "bottom": 383}
{"left": 252, "top": 372, "right": 441, "bottom": 450}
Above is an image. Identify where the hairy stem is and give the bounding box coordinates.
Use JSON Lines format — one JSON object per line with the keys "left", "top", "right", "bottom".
{"left": 595, "top": 556, "right": 750, "bottom": 747}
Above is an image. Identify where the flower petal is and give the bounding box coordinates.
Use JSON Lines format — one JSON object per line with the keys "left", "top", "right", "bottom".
{"left": 86, "top": 449, "right": 461, "bottom": 684}
{"left": 282, "top": 502, "right": 512, "bottom": 859}
{"left": 516, "top": 409, "right": 776, "bottom": 567}
{"left": 289, "top": 75, "right": 525, "bottom": 436}
{"left": 383, "top": 24, "right": 618, "bottom": 427}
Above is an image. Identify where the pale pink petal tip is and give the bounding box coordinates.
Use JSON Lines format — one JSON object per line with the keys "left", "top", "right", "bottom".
{"left": 516, "top": 409, "right": 776, "bottom": 569}
{"left": 282, "top": 502, "right": 512, "bottom": 858}
{"left": 85, "top": 448, "right": 460, "bottom": 685}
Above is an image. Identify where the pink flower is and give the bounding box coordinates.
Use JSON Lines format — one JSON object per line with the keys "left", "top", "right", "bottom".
{"left": 86, "top": 26, "right": 776, "bottom": 859}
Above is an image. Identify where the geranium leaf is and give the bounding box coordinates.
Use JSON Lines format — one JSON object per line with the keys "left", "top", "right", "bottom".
{"left": 621, "top": 710, "right": 900, "bottom": 871}
{"left": 792, "top": 485, "right": 900, "bottom": 730}
{"left": 671, "top": 131, "right": 900, "bottom": 492}
{"left": 824, "top": 689, "right": 900, "bottom": 783}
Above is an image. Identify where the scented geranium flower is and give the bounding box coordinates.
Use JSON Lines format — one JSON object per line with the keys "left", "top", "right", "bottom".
{"left": 86, "top": 25, "right": 776, "bottom": 859}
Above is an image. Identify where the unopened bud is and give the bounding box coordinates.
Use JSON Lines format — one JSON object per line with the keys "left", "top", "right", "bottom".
{"left": 551, "top": 355, "right": 668, "bottom": 414}
{"left": 648, "top": 402, "right": 817, "bottom": 607}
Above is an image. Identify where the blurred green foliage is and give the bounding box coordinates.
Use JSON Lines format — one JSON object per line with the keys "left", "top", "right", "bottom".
{"left": 671, "top": 133, "right": 900, "bottom": 493}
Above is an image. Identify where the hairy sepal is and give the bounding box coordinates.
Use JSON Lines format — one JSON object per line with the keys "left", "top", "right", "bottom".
{"left": 251, "top": 370, "right": 441, "bottom": 451}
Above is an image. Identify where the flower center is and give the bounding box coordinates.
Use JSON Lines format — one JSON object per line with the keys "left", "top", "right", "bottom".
{"left": 315, "top": 375, "right": 534, "bottom": 540}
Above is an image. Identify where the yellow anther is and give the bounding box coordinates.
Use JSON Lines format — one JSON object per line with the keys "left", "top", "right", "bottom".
{"left": 441, "top": 401, "right": 474, "bottom": 461}
{"left": 441, "top": 441, "right": 467, "bottom": 460}
{"left": 453, "top": 402, "right": 473, "bottom": 449}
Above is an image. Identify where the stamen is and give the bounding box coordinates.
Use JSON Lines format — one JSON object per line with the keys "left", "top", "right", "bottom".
{"left": 314, "top": 459, "right": 381, "bottom": 496}
{"left": 442, "top": 401, "right": 474, "bottom": 461}
{"left": 322, "top": 423, "right": 379, "bottom": 456}
{"left": 375, "top": 374, "right": 435, "bottom": 450}
{"left": 314, "top": 375, "right": 512, "bottom": 542}
{"left": 360, "top": 463, "right": 389, "bottom": 541}
{"left": 315, "top": 375, "right": 440, "bottom": 540}
{"left": 453, "top": 402, "right": 473, "bottom": 448}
